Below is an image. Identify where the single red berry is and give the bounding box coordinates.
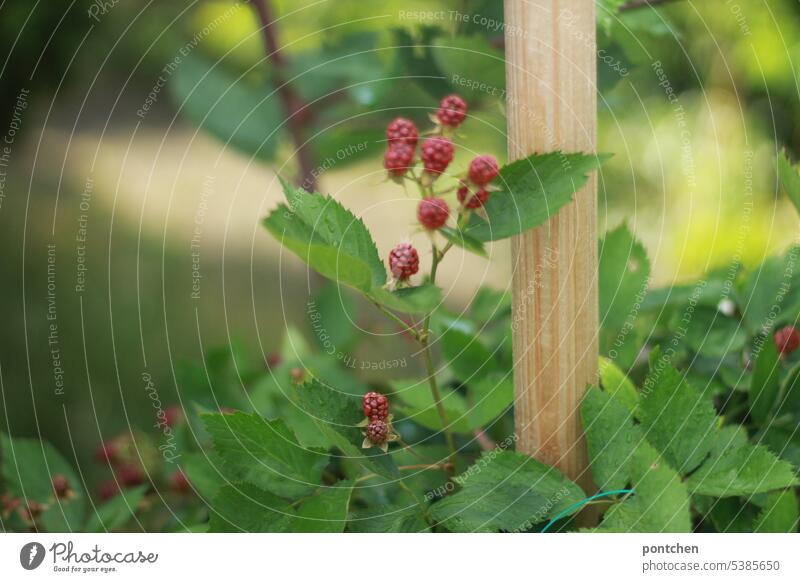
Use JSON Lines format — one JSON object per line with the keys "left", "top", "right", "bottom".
{"left": 388, "top": 242, "right": 420, "bottom": 281}
{"left": 169, "top": 470, "right": 191, "bottom": 494}
{"left": 290, "top": 368, "right": 306, "bottom": 383}
{"left": 436, "top": 94, "right": 468, "bottom": 127}
{"left": 386, "top": 117, "right": 419, "bottom": 146}
{"left": 95, "top": 441, "right": 120, "bottom": 466}
{"left": 457, "top": 181, "right": 490, "bottom": 209}
{"left": 774, "top": 326, "right": 800, "bottom": 356}
{"left": 1, "top": 494, "right": 20, "bottom": 515}
{"left": 117, "top": 463, "right": 144, "bottom": 488}
{"left": 420, "top": 136, "right": 454, "bottom": 176}
{"left": 266, "top": 352, "right": 282, "bottom": 368}
{"left": 52, "top": 474, "right": 70, "bottom": 499}
{"left": 384, "top": 144, "right": 415, "bottom": 177}
{"left": 164, "top": 405, "right": 182, "bottom": 428}
{"left": 362, "top": 391, "right": 390, "bottom": 421}
{"left": 468, "top": 155, "right": 499, "bottom": 185}
{"left": 366, "top": 419, "right": 389, "bottom": 445}
{"left": 417, "top": 197, "right": 450, "bottom": 230}
{"left": 98, "top": 480, "right": 119, "bottom": 501}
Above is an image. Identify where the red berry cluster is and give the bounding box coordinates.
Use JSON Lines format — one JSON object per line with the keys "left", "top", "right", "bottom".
{"left": 774, "top": 325, "right": 800, "bottom": 356}
{"left": 383, "top": 117, "right": 418, "bottom": 179}
{"left": 1, "top": 474, "right": 75, "bottom": 527}
{"left": 388, "top": 242, "right": 419, "bottom": 281}
{"left": 360, "top": 392, "right": 396, "bottom": 450}
{"left": 458, "top": 155, "right": 499, "bottom": 209}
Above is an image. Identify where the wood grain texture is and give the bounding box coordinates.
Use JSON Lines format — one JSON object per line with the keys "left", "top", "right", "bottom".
{"left": 504, "top": 0, "right": 597, "bottom": 492}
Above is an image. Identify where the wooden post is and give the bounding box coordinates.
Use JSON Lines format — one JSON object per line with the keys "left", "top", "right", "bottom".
{"left": 505, "top": 0, "right": 597, "bottom": 492}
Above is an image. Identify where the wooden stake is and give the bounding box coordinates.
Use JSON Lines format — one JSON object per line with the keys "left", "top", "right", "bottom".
{"left": 505, "top": 0, "right": 597, "bottom": 492}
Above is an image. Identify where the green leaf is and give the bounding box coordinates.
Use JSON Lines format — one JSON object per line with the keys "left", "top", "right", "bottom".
{"left": 369, "top": 284, "right": 441, "bottom": 314}
{"left": 682, "top": 307, "right": 747, "bottom": 359}
{"left": 466, "top": 373, "right": 514, "bottom": 430}
{"left": 596, "top": 443, "right": 691, "bottom": 533}
{"left": 598, "top": 356, "right": 639, "bottom": 415}
{"left": 393, "top": 379, "right": 472, "bottom": 434}
{"left": 293, "top": 379, "right": 399, "bottom": 479}
{"left": 430, "top": 451, "right": 584, "bottom": 532}
{"left": 170, "top": 53, "right": 282, "bottom": 160}
{"left": 581, "top": 387, "right": 643, "bottom": 491}
{"left": 293, "top": 482, "right": 353, "bottom": 533}
{"left": 753, "top": 489, "right": 799, "bottom": 533}
{"left": 84, "top": 486, "right": 147, "bottom": 532}
{"left": 181, "top": 453, "right": 226, "bottom": 502}
{"left": 464, "top": 152, "right": 608, "bottom": 242}
{"left": 436, "top": 313, "right": 499, "bottom": 382}
{"left": 308, "top": 282, "right": 359, "bottom": 356}
{"left": 639, "top": 352, "right": 717, "bottom": 472}
{"left": 440, "top": 226, "right": 487, "bottom": 257}
{"left": 0, "top": 434, "right": 85, "bottom": 532}
{"left": 778, "top": 150, "right": 800, "bottom": 218}
{"left": 209, "top": 483, "right": 296, "bottom": 532}
{"left": 739, "top": 250, "right": 800, "bottom": 333}
{"left": 758, "top": 425, "right": 800, "bottom": 472}
{"left": 348, "top": 504, "right": 429, "bottom": 532}
{"left": 686, "top": 433, "right": 797, "bottom": 497}
{"left": 599, "top": 223, "right": 650, "bottom": 340}
{"left": 749, "top": 335, "right": 782, "bottom": 423}
{"left": 203, "top": 412, "right": 327, "bottom": 498}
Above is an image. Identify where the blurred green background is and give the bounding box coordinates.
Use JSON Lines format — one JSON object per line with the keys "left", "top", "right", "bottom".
{"left": 1, "top": 0, "right": 799, "bottom": 489}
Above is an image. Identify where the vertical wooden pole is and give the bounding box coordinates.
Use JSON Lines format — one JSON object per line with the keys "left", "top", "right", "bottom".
{"left": 505, "top": 0, "right": 597, "bottom": 492}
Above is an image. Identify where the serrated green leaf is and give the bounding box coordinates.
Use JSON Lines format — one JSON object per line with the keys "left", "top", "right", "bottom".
{"left": 293, "top": 481, "right": 353, "bottom": 533}
{"left": 348, "top": 504, "right": 430, "bottom": 532}
{"left": 753, "top": 489, "right": 799, "bottom": 532}
{"left": 681, "top": 307, "right": 747, "bottom": 359}
{"left": 369, "top": 284, "right": 441, "bottom": 314}
{"left": 466, "top": 373, "right": 514, "bottom": 430}
{"left": 582, "top": 387, "right": 643, "bottom": 491}
{"left": 464, "top": 152, "right": 607, "bottom": 242}
{"left": 84, "top": 486, "right": 147, "bottom": 532}
{"left": 639, "top": 353, "right": 717, "bottom": 473}
{"left": 293, "top": 379, "right": 399, "bottom": 479}
{"left": 440, "top": 226, "right": 487, "bottom": 257}
{"left": 686, "top": 433, "right": 797, "bottom": 497}
{"left": 598, "top": 356, "right": 639, "bottom": 415}
{"left": 749, "top": 335, "right": 782, "bottom": 423}
{"left": 430, "top": 451, "right": 584, "bottom": 532}
{"left": 778, "top": 150, "right": 800, "bottom": 218}
{"left": 181, "top": 453, "right": 225, "bottom": 502}
{"left": 596, "top": 443, "right": 691, "bottom": 533}
{"left": 209, "top": 483, "right": 296, "bottom": 532}
{"left": 1, "top": 433, "right": 85, "bottom": 532}
{"left": 739, "top": 250, "right": 800, "bottom": 333}
{"left": 203, "top": 412, "right": 327, "bottom": 498}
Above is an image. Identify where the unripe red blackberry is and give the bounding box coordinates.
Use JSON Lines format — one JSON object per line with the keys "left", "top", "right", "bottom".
{"left": 388, "top": 242, "right": 419, "bottom": 281}
{"left": 386, "top": 117, "right": 419, "bottom": 146}
{"left": 436, "top": 94, "right": 468, "bottom": 127}
{"left": 417, "top": 197, "right": 449, "bottom": 230}
{"left": 774, "top": 325, "right": 800, "bottom": 356}
{"left": 468, "top": 155, "right": 499, "bottom": 185}
{"left": 362, "top": 391, "right": 389, "bottom": 420}
{"left": 94, "top": 441, "right": 120, "bottom": 466}
{"left": 98, "top": 480, "right": 119, "bottom": 501}
{"left": 21, "top": 501, "right": 44, "bottom": 522}
{"left": 169, "top": 469, "right": 191, "bottom": 494}
{"left": 420, "top": 136, "right": 454, "bottom": 176}
{"left": 1, "top": 494, "right": 20, "bottom": 516}
{"left": 117, "top": 463, "right": 144, "bottom": 487}
{"left": 365, "top": 419, "right": 389, "bottom": 445}
{"left": 290, "top": 367, "right": 306, "bottom": 383}
{"left": 384, "top": 144, "right": 415, "bottom": 177}
{"left": 457, "top": 181, "right": 490, "bottom": 209}
{"left": 52, "top": 474, "right": 70, "bottom": 499}
{"left": 266, "top": 352, "right": 282, "bottom": 368}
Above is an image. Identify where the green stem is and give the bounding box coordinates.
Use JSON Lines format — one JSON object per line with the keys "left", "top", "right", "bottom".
{"left": 420, "top": 245, "right": 457, "bottom": 480}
